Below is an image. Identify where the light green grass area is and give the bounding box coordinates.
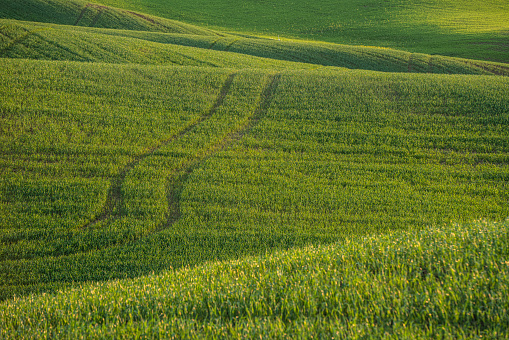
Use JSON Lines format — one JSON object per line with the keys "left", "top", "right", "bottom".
{"left": 0, "top": 0, "right": 508, "bottom": 336}
{"left": 1, "top": 60, "right": 508, "bottom": 301}
{"left": 183, "top": 70, "right": 509, "bottom": 234}
{"left": 1, "top": 220, "right": 508, "bottom": 338}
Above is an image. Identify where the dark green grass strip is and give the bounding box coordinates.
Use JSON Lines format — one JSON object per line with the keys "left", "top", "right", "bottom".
{"left": 224, "top": 39, "right": 239, "bottom": 51}
{"left": 31, "top": 32, "right": 91, "bottom": 61}
{"left": 124, "top": 10, "right": 162, "bottom": 29}
{"left": 122, "top": 9, "right": 205, "bottom": 34}
{"left": 89, "top": 9, "right": 104, "bottom": 28}
{"left": 74, "top": 5, "right": 88, "bottom": 26}
{"left": 74, "top": 4, "right": 108, "bottom": 26}
{"left": 208, "top": 37, "right": 222, "bottom": 49}
{"left": 174, "top": 50, "right": 218, "bottom": 67}
{"left": 0, "top": 28, "right": 41, "bottom": 56}
{"left": 427, "top": 55, "right": 434, "bottom": 73}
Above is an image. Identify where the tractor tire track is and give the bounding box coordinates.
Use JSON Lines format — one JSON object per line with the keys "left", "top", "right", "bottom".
{"left": 123, "top": 10, "right": 206, "bottom": 34}
{"left": 90, "top": 10, "right": 105, "bottom": 28}
{"left": 75, "top": 4, "right": 108, "bottom": 26}
{"left": 208, "top": 37, "right": 222, "bottom": 50}
{"left": 223, "top": 73, "right": 281, "bottom": 145}
{"left": 427, "top": 56, "right": 434, "bottom": 73}
{"left": 74, "top": 6, "right": 88, "bottom": 26}
{"left": 81, "top": 73, "right": 236, "bottom": 230}
{"left": 224, "top": 39, "right": 240, "bottom": 52}
{"left": 158, "top": 73, "right": 281, "bottom": 232}
{"left": 3, "top": 73, "right": 279, "bottom": 262}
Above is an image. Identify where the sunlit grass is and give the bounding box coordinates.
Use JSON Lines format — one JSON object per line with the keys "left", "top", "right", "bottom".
{"left": 1, "top": 60, "right": 507, "bottom": 300}
{"left": 84, "top": 0, "right": 509, "bottom": 62}
{"left": 1, "top": 220, "right": 507, "bottom": 338}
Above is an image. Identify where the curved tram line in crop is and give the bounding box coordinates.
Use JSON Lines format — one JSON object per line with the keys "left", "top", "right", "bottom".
{"left": 91, "top": 72, "right": 280, "bottom": 238}
{"left": 2, "top": 73, "right": 281, "bottom": 262}
{"left": 160, "top": 73, "right": 281, "bottom": 231}
{"left": 82, "top": 72, "right": 280, "bottom": 253}
{"left": 82, "top": 72, "right": 237, "bottom": 230}
{"left": 0, "top": 73, "right": 235, "bottom": 257}
{"left": 0, "top": 27, "right": 48, "bottom": 56}
{"left": 74, "top": 3, "right": 108, "bottom": 27}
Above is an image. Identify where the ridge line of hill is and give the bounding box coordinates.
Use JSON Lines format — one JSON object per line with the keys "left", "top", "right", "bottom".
{"left": 1, "top": 19, "right": 508, "bottom": 75}
{"left": 0, "top": 0, "right": 218, "bottom": 36}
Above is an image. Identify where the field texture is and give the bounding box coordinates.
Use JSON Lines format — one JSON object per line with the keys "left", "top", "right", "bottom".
{"left": 2, "top": 19, "right": 508, "bottom": 75}
{"left": 0, "top": 0, "right": 508, "bottom": 337}
{"left": 1, "top": 60, "right": 508, "bottom": 301}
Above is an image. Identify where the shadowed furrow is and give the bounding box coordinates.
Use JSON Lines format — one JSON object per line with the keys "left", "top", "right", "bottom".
{"left": 0, "top": 28, "right": 43, "bottom": 56}
{"left": 0, "top": 72, "right": 281, "bottom": 292}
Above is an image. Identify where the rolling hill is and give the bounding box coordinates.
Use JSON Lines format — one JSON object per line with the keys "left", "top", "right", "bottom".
{"left": 1, "top": 221, "right": 508, "bottom": 338}
{"left": 0, "top": 0, "right": 216, "bottom": 35}
{"left": 0, "top": 0, "right": 508, "bottom": 337}
{"left": 2, "top": 19, "right": 508, "bottom": 75}
{"left": 31, "top": 0, "right": 508, "bottom": 63}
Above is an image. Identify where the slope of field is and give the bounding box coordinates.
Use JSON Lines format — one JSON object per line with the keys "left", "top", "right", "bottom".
{"left": 1, "top": 59, "right": 508, "bottom": 300}
{"left": 0, "top": 0, "right": 216, "bottom": 35}
{"left": 0, "top": 20, "right": 318, "bottom": 70}
{"left": 75, "top": 0, "right": 509, "bottom": 63}
{"left": 0, "top": 1, "right": 508, "bottom": 336}
{"left": 1, "top": 220, "right": 508, "bottom": 338}
{"left": 2, "top": 19, "right": 509, "bottom": 75}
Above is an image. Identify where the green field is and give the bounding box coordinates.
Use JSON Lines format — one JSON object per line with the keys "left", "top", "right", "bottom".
{"left": 1, "top": 0, "right": 508, "bottom": 337}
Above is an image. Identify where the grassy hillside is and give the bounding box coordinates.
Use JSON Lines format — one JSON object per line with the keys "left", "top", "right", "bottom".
{"left": 0, "top": 0, "right": 216, "bottom": 35}
{"left": 0, "top": 20, "right": 318, "bottom": 69}
{"left": 2, "top": 19, "right": 508, "bottom": 75}
{"left": 1, "top": 220, "right": 508, "bottom": 338}
{"left": 1, "top": 59, "right": 508, "bottom": 300}
{"left": 72, "top": 0, "right": 509, "bottom": 63}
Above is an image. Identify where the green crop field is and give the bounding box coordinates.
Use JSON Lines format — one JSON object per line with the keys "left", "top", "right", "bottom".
{"left": 0, "top": 0, "right": 508, "bottom": 338}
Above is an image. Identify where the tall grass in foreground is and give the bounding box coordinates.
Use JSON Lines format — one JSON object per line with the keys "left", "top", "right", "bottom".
{"left": 1, "top": 220, "right": 508, "bottom": 339}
